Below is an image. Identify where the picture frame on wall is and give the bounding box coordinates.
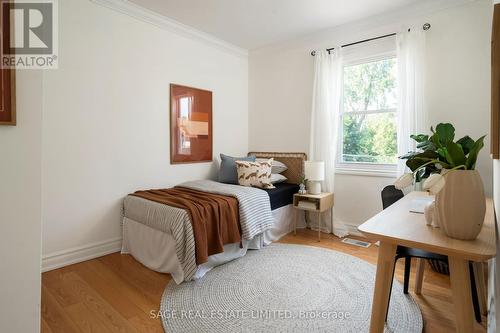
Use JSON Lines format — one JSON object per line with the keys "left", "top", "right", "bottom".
{"left": 0, "top": 69, "right": 16, "bottom": 126}
{"left": 0, "top": 3, "right": 16, "bottom": 126}
{"left": 170, "top": 84, "right": 213, "bottom": 164}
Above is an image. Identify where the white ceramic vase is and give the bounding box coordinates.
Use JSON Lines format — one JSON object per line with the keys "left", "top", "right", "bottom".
{"left": 424, "top": 201, "right": 437, "bottom": 226}
{"left": 435, "top": 170, "right": 486, "bottom": 240}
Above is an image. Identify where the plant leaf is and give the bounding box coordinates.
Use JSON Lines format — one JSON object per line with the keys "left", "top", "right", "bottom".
{"left": 399, "top": 151, "right": 419, "bottom": 160}
{"left": 435, "top": 123, "right": 455, "bottom": 146}
{"left": 430, "top": 133, "right": 443, "bottom": 149}
{"left": 410, "top": 134, "right": 429, "bottom": 143}
{"left": 456, "top": 135, "right": 475, "bottom": 155}
{"left": 406, "top": 158, "right": 426, "bottom": 171}
{"left": 410, "top": 133, "right": 435, "bottom": 150}
{"left": 418, "top": 150, "right": 440, "bottom": 159}
{"left": 465, "top": 135, "right": 486, "bottom": 170}
{"left": 417, "top": 141, "right": 436, "bottom": 151}
{"left": 445, "top": 142, "right": 466, "bottom": 167}
{"left": 437, "top": 147, "right": 447, "bottom": 159}
{"left": 404, "top": 151, "right": 439, "bottom": 171}
{"left": 415, "top": 168, "right": 426, "bottom": 182}
{"left": 399, "top": 150, "right": 438, "bottom": 160}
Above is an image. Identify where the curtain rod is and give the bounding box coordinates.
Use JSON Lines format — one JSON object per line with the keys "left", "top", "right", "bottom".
{"left": 310, "top": 23, "right": 431, "bottom": 56}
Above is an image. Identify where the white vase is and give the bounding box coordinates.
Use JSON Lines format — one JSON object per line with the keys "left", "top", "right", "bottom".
{"left": 435, "top": 170, "right": 486, "bottom": 240}
{"left": 424, "top": 201, "right": 435, "bottom": 226}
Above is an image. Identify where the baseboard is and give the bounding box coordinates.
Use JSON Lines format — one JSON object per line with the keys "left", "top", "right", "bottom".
{"left": 42, "top": 237, "right": 122, "bottom": 272}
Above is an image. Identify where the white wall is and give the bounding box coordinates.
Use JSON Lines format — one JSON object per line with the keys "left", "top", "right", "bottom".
{"left": 41, "top": 0, "right": 248, "bottom": 264}
{"left": 249, "top": 0, "right": 493, "bottom": 227}
{"left": 0, "top": 72, "right": 43, "bottom": 332}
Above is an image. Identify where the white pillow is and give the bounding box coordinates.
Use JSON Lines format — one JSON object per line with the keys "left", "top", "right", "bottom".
{"left": 270, "top": 173, "right": 287, "bottom": 184}
{"left": 256, "top": 158, "right": 288, "bottom": 174}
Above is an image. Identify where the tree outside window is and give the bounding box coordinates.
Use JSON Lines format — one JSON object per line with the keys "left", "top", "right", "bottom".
{"left": 340, "top": 57, "right": 398, "bottom": 165}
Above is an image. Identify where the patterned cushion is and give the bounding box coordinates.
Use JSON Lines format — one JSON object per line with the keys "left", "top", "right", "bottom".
{"left": 236, "top": 159, "right": 275, "bottom": 189}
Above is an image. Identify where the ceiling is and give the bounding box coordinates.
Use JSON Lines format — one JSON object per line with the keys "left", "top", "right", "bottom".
{"left": 129, "top": 0, "right": 425, "bottom": 50}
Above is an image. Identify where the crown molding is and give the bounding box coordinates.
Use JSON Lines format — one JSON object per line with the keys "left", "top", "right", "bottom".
{"left": 89, "top": 0, "right": 248, "bottom": 58}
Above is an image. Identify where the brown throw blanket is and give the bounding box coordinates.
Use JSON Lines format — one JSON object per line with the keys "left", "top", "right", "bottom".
{"left": 131, "top": 187, "right": 241, "bottom": 265}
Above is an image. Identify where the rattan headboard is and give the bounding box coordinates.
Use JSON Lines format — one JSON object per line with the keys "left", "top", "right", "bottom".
{"left": 248, "top": 152, "right": 307, "bottom": 185}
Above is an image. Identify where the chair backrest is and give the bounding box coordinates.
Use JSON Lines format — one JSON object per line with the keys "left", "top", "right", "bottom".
{"left": 381, "top": 185, "right": 404, "bottom": 210}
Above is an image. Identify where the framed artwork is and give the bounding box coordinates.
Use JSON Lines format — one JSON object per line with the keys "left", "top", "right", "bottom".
{"left": 0, "top": 4, "right": 15, "bottom": 126}
{"left": 170, "top": 84, "right": 213, "bottom": 164}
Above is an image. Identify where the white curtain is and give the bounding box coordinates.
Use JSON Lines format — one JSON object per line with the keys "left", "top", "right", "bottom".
{"left": 396, "top": 28, "right": 428, "bottom": 176}
{"left": 309, "top": 49, "right": 348, "bottom": 238}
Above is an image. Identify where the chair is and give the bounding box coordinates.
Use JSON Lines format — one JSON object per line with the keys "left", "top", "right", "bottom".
{"left": 381, "top": 185, "right": 482, "bottom": 323}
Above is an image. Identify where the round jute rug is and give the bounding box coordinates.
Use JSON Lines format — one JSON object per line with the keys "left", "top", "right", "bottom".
{"left": 160, "top": 243, "right": 422, "bottom": 332}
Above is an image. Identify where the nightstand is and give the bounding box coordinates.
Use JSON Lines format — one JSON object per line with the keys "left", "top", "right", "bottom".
{"left": 293, "top": 192, "right": 334, "bottom": 241}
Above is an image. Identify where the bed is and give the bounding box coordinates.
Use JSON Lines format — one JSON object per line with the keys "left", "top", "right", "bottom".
{"left": 121, "top": 152, "right": 307, "bottom": 284}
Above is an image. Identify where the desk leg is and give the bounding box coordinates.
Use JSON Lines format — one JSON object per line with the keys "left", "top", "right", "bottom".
{"left": 449, "top": 256, "right": 474, "bottom": 333}
{"left": 472, "top": 262, "right": 487, "bottom": 316}
{"left": 414, "top": 258, "right": 425, "bottom": 295}
{"left": 369, "top": 241, "right": 397, "bottom": 333}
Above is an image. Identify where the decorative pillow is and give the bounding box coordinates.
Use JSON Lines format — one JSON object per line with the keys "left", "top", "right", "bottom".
{"left": 236, "top": 159, "right": 275, "bottom": 189}
{"left": 256, "top": 158, "right": 288, "bottom": 174}
{"left": 270, "top": 173, "right": 287, "bottom": 184}
{"left": 219, "top": 154, "right": 256, "bottom": 184}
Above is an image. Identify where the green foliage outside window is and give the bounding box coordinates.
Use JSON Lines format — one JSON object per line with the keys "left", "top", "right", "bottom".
{"left": 341, "top": 58, "right": 398, "bottom": 164}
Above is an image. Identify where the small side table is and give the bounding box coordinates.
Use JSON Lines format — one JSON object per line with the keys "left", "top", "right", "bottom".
{"left": 293, "top": 192, "right": 334, "bottom": 241}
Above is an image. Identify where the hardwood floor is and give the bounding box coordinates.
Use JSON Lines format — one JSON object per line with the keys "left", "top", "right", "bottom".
{"left": 41, "top": 229, "right": 488, "bottom": 332}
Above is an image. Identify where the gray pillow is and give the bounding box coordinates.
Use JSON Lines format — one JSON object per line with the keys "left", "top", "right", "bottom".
{"left": 219, "top": 154, "right": 256, "bottom": 184}
{"left": 270, "top": 173, "right": 287, "bottom": 184}
{"left": 256, "top": 158, "right": 288, "bottom": 174}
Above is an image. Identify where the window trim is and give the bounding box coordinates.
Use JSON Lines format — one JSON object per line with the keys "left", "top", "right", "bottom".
{"left": 341, "top": 108, "right": 397, "bottom": 116}
{"left": 337, "top": 54, "right": 398, "bottom": 176}
{"left": 343, "top": 51, "right": 396, "bottom": 67}
{"left": 335, "top": 163, "right": 397, "bottom": 178}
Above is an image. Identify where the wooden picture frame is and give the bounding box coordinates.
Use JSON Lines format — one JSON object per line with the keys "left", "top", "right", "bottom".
{"left": 0, "top": 2, "right": 16, "bottom": 126}
{"left": 170, "top": 84, "right": 213, "bottom": 164}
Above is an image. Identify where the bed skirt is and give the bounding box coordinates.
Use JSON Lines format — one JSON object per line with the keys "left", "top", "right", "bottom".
{"left": 121, "top": 204, "right": 305, "bottom": 283}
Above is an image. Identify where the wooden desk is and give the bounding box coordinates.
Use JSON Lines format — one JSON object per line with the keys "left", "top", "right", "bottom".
{"left": 358, "top": 191, "right": 496, "bottom": 333}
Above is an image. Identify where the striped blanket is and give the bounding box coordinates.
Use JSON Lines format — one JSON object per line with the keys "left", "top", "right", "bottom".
{"left": 123, "top": 180, "right": 274, "bottom": 282}
{"left": 179, "top": 180, "right": 274, "bottom": 240}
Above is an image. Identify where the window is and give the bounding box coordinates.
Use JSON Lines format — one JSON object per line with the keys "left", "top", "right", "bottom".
{"left": 338, "top": 57, "right": 397, "bottom": 173}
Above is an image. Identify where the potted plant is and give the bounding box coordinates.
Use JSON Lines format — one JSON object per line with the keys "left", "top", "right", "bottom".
{"left": 298, "top": 176, "right": 308, "bottom": 194}
{"left": 395, "top": 123, "right": 486, "bottom": 240}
